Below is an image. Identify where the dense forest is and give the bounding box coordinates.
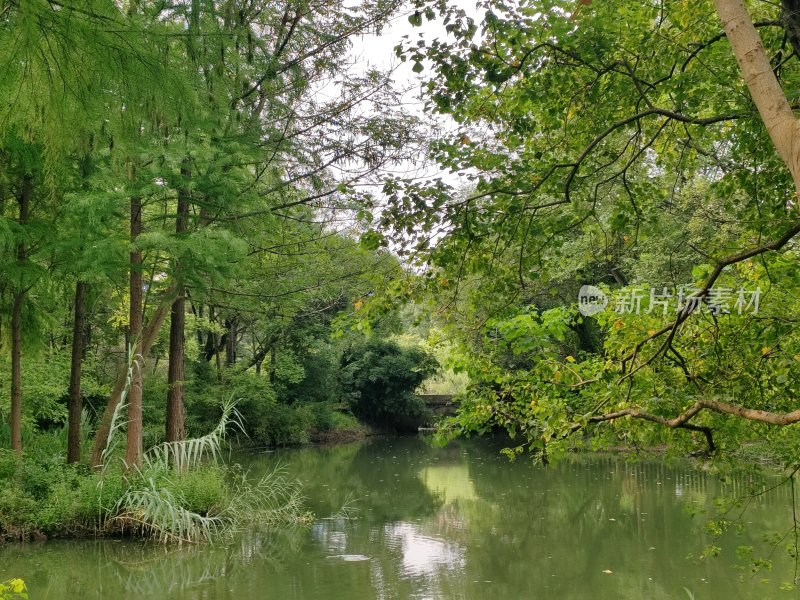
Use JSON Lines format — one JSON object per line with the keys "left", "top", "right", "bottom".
{"left": 5, "top": 0, "right": 800, "bottom": 593}
{"left": 0, "top": 0, "right": 441, "bottom": 545}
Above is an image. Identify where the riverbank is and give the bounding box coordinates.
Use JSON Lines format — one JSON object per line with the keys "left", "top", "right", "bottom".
{"left": 0, "top": 410, "right": 375, "bottom": 543}
{"left": 0, "top": 403, "right": 314, "bottom": 544}
{"left": 0, "top": 450, "right": 311, "bottom": 543}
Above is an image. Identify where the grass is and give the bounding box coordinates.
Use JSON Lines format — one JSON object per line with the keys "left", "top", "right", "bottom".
{"left": 0, "top": 397, "right": 310, "bottom": 544}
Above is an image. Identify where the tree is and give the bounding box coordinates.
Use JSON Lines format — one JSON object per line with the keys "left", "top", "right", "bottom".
{"left": 388, "top": 0, "right": 800, "bottom": 459}
{"left": 340, "top": 337, "right": 437, "bottom": 430}
{"left": 0, "top": 0, "right": 418, "bottom": 465}
{"left": 66, "top": 281, "right": 86, "bottom": 464}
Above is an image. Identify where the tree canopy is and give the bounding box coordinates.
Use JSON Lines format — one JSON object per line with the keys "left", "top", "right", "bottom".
{"left": 379, "top": 0, "right": 800, "bottom": 463}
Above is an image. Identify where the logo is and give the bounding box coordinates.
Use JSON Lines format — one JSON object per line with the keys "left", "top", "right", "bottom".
{"left": 578, "top": 285, "right": 608, "bottom": 316}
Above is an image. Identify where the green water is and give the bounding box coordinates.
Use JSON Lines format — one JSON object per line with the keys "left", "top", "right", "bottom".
{"left": 0, "top": 437, "right": 795, "bottom": 599}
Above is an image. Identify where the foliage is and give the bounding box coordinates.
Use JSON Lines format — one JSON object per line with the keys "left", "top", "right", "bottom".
{"left": 0, "top": 400, "right": 308, "bottom": 543}
{"left": 0, "top": 579, "right": 27, "bottom": 600}
{"left": 376, "top": 0, "right": 800, "bottom": 465}
{"left": 249, "top": 403, "right": 314, "bottom": 447}
{"left": 144, "top": 397, "right": 243, "bottom": 472}
{"left": 0, "top": 0, "right": 413, "bottom": 472}
{"left": 339, "top": 338, "right": 438, "bottom": 429}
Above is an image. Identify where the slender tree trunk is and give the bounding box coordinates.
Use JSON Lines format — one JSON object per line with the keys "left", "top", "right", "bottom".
{"left": 165, "top": 292, "right": 186, "bottom": 442}
{"left": 89, "top": 296, "right": 172, "bottom": 468}
{"left": 193, "top": 303, "right": 204, "bottom": 348}
{"left": 225, "top": 319, "right": 237, "bottom": 366}
{"left": 67, "top": 281, "right": 87, "bottom": 463}
{"left": 166, "top": 164, "right": 190, "bottom": 443}
{"left": 269, "top": 345, "right": 277, "bottom": 385}
{"left": 126, "top": 196, "right": 144, "bottom": 469}
{"left": 9, "top": 175, "right": 31, "bottom": 454}
{"left": 10, "top": 292, "right": 23, "bottom": 454}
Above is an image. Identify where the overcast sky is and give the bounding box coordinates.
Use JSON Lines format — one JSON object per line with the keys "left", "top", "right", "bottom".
{"left": 345, "top": 1, "right": 483, "bottom": 188}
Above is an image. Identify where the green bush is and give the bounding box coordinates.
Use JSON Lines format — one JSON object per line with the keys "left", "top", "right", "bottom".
{"left": 306, "top": 402, "right": 336, "bottom": 432}
{"left": 166, "top": 467, "right": 227, "bottom": 515}
{"left": 252, "top": 403, "right": 313, "bottom": 446}
{"left": 277, "top": 346, "right": 341, "bottom": 405}
{"left": 185, "top": 368, "right": 276, "bottom": 440}
{"left": 17, "top": 460, "right": 63, "bottom": 501}
{"left": 0, "top": 486, "right": 39, "bottom": 530}
{"left": 330, "top": 410, "right": 362, "bottom": 430}
{"left": 339, "top": 338, "right": 438, "bottom": 430}
{"left": 0, "top": 450, "right": 18, "bottom": 479}
{"left": 73, "top": 467, "right": 127, "bottom": 523}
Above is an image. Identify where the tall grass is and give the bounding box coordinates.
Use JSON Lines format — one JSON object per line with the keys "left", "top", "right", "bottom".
{"left": 224, "top": 464, "right": 310, "bottom": 529}
{"left": 104, "top": 395, "right": 308, "bottom": 544}
{"left": 144, "top": 397, "right": 243, "bottom": 473}
{"left": 111, "top": 478, "right": 223, "bottom": 544}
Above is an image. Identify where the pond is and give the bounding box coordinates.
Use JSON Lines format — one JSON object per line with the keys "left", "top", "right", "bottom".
{"left": 0, "top": 436, "right": 794, "bottom": 599}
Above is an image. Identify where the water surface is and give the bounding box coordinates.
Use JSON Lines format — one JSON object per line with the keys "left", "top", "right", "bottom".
{"left": 0, "top": 437, "right": 794, "bottom": 599}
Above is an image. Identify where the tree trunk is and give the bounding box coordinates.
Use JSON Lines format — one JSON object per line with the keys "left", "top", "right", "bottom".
{"left": 9, "top": 175, "right": 31, "bottom": 454}
{"left": 269, "top": 345, "right": 277, "bottom": 385}
{"left": 10, "top": 292, "right": 23, "bottom": 454}
{"left": 166, "top": 165, "right": 190, "bottom": 443}
{"left": 67, "top": 281, "right": 87, "bottom": 464}
{"left": 193, "top": 303, "right": 204, "bottom": 348}
{"left": 88, "top": 295, "right": 172, "bottom": 468}
{"left": 125, "top": 196, "right": 144, "bottom": 469}
{"left": 165, "top": 292, "right": 186, "bottom": 442}
{"left": 225, "top": 319, "right": 237, "bottom": 366}
{"left": 714, "top": 0, "right": 800, "bottom": 193}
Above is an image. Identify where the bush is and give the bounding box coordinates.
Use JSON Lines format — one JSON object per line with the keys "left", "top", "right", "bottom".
{"left": 339, "top": 338, "right": 438, "bottom": 430}
{"left": 277, "top": 345, "right": 341, "bottom": 405}
{"left": 0, "top": 450, "right": 18, "bottom": 480}
{"left": 73, "top": 467, "right": 127, "bottom": 524}
{"left": 185, "top": 369, "right": 276, "bottom": 440}
{"left": 252, "top": 403, "right": 312, "bottom": 446}
{"left": 306, "top": 402, "right": 336, "bottom": 432}
{"left": 166, "top": 466, "right": 227, "bottom": 515}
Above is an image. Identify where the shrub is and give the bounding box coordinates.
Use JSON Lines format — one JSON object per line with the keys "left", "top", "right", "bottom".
{"left": 339, "top": 338, "right": 438, "bottom": 430}
{"left": 73, "top": 467, "right": 127, "bottom": 524}
{"left": 166, "top": 466, "right": 227, "bottom": 515}
{"left": 252, "top": 403, "right": 312, "bottom": 446}
{"left": 0, "top": 450, "right": 18, "bottom": 480}
{"left": 306, "top": 402, "right": 336, "bottom": 432}
{"left": 185, "top": 369, "right": 276, "bottom": 441}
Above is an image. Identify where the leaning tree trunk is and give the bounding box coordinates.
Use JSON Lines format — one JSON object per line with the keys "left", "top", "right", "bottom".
{"left": 166, "top": 165, "right": 190, "bottom": 443}
{"left": 9, "top": 175, "right": 31, "bottom": 454}
{"left": 125, "top": 196, "right": 144, "bottom": 469}
{"left": 714, "top": 0, "right": 800, "bottom": 195}
{"left": 67, "top": 280, "right": 86, "bottom": 463}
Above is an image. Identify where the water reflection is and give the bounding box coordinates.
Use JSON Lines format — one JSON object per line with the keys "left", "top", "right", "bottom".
{"left": 0, "top": 437, "right": 794, "bottom": 599}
